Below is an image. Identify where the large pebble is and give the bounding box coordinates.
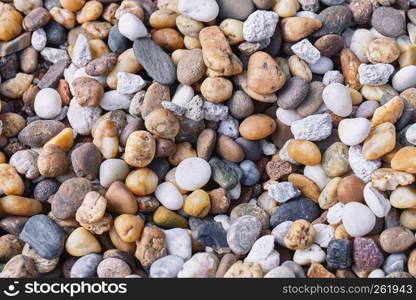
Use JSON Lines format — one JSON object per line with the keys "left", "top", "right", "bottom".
{"left": 243, "top": 10, "right": 278, "bottom": 42}
{"left": 338, "top": 118, "right": 371, "bottom": 146}
{"left": 118, "top": 13, "right": 148, "bottom": 41}
{"left": 70, "top": 254, "right": 102, "bottom": 278}
{"left": 270, "top": 197, "right": 320, "bottom": 228}
{"left": 290, "top": 113, "right": 332, "bottom": 141}
{"left": 150, "top": 255, "right": 184, "bottom": 278}
{"left": 227, "top": 215, "right": 262, "bottom": 255}
{"left": 322, "top": 83, "right": 352, "bottom": 117}
{"left": 178, "top": 0, "right": 219, "bottom": 22}
{"left": 175, "top": 157, "right": 211, "bottom": 191}
{"left": 342, "top": 202, "right": 376, "bottom": 237}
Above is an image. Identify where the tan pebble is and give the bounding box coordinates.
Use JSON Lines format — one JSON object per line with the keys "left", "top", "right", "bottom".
{"left": 22, "top": 244, "right": 59, "bottom": 273}
{"left": 223, "top": 261, "right": 263, "bottom": 278}
{"left": 93, "top": 119, "right": 119, "bottom": 159}
{"left": 288, "top": 173, "right": 320, "bottom": 203}
{"left": 153, "top": 206, "right": 188, "bottom": 228}
{"left": 287, "top": 140, "right": 321, "bottom": 166}
{"left": 288, "top": 55, "right": 312, "bottom": 82}
{"left": 81, "top": 21, "right": 112, "bottom": 40}
{"left": 371, "top": 168, "right": 415, "bottom": 191}
{"left": 321, "top": 142, "right": 349, "bottom": 177}
{"left": 0, "top": 152, "right": 6, "bottom": 164}
{"left": 152, "top": 28, "right": 184, "bottom": 51}
{"left": 197, "top": 128, "right": 217, "bottom": 160}
{"left": 149, "top": 9, "right": 177, "bottom": 29}
{"left": 144, "top": 108, "right": 180, "bottom": 139}
{"left": 114, "top": 214, "right": 144, "bottom": 243}
{"left": 72, "top": 77, "right": 103, "bottom": 107}
{"left": 216, "top": 135, "right": 245, "bottom": 163}
{"left": 273, "top": 0, "right": 299, "bottom": 17}
{"left": 50, "top": 7, "right": 76, "bottom": 29}
{"left": 168, "top": 142, "right": 196, "bottom": 166}
{"left": 115, "top": 0, "right": 144, "bottom": 21}
{"left": 0, "top": 73, "right": 33, "bottom": 99}
{"left": 391, "top": 146, "right": 416, "bottom": 174}
{"left": 65, "top": 227, "right": 101, "bottom": 256}
{"left": 37, "top": 144, "right": 69, "bottom": 177}
{"left": 183, "top": 35, "right": 201, "bottom": 49}
{"left": 400, "top": 208, "right": 416, "bottom": 230}
{"left": 57, "top": 80, "right": 72, "bottom": 105}
{"left": 318, "top": 177, "right": 341, "bottom": 210}
{"left": 247, "top": 51, "right": 286, "bottom": 95}
{"left": 141, "top": 82, "right": 170, "bottom": 118}
{"left": 334, "top": 224, "right": 352, "bottom": 239}
{"left": 135, "top": 227, "right": 166, "bottom": 267}
{"left": 340, "top": 48, "right": 361, "bottom": 90}
{"left": 176, "top": 48, "right": 204, "bottom": 84}
{"left": 390, "top": 185, "right": 416, "bottom": 209}
{"left": 220, "top": 18, "right": 244, "bottom": 46}
{"left": 0, "top": 3, "right": 23, "bottom": 42}
{"left": 205, "top": 53, "right": 243, "bottom": 77}
{"left": 239, "top": 114, "right": 276, "bottom": 140}
{"left": 349, "top": 88, "right": 363, "bottom": 105}
{"left": 209, "top": 188, "right": 230, "bottom": 214}
{"left": 201, "top": 77, "right": 233, "bottom": 103}
{"left": 307, "top": 262, "right": 335, "bottom": 278}
{"left": 236, "top": 71, "right": 278, "bottom": 103}
{"left": 399, "top": 44, "right": 416, "bottom": 69}
{"left": 361, "top": 85, "right": 397, "bottom": 103}
{"left": 337, "top": 175, "right": 365, "bottom": 204}
{"left": 76, "top": 0, "right": 102, "bottom": 23}
{"left": 284, "top": 219, "right": 316, "bottom": 250}
{"left": 0, "top": 254, "right": 37, "bottom": 278}
{"left": 176, "top": 14, "right": 203, "bottom": 37}
{"left": 183, "top": 189, "right": 211, "bottom": 218}
{"left": 125, "top": 168, "right": 158, "bottom": 196}
{"left": 89, "top": 39, "right": 110, "bottom": 59}
{"left": 371, "top": 96, "right": 404, "bottom": 127}
{"left": 75, "top": 191, "right": 106, "bottom": 224}
{"left": 0, "top": 113, "right": 26, "bottom": 138}
{"left": 44, "top": 128, "right": 75, "bottom": 152}
{"left": 60, "top": 0, "right": 85, "bottom": 12}
{"left": 124, "top": 131, "right": 156, "bottom": 168}
{"left": 109, "top": 225, "right": 136, "bottom": 254}
{"left": 79, "top": 213, "right": 113, "bottom": 235}
{"left": 408, "top": 249, "right": 416, "bottom": 277}
{"left": 280, "top": 17, "right": 322, "bottom": 42}
{"left": 103, "top": 3, "right": 119, "bottom": 24}
{"left": 0, "top": 196, "right": 42, "bottom": 216}
{"left": 379, "top": 226, "right": 415, "bottom": 253}
{"left": 362, "top": 122, "right": 396, "bottom": 160}
{"left": 0, "top": 234, "right": 24, "bottom": 263}
{"left": 97, "top": 257, "right": 131, "bottom": 278}
{"left": 367, "top": 38, "right": 400, "bottom": 64}
{"left": 105, "top": 181, "right": 138, "bottom": 214}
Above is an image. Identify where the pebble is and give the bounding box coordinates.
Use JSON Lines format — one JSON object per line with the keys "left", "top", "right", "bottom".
{"left": 380, "top": 226, "right": 415, "bottom": 254}
{"left": 107, "top": 25, "right": 129, "bottom": 54}
{"left": 342, "top": 202, "right": 376, "bottom": 237}
{"left": 264, "top": 266, "right": 295, "bottom": 278}
{"left": 178, "top": 0, "right": 219, "bottom": 23}
{"left": 31, "top": 28, "right": 47, "bottom": 51}
{"left": 293, "top": 244, "right": 326, "bottom": 265}
{"left": 291, "top": 39, "right": 320, "bottom": 64}
{"left": 67, "top": 98, "right": 102, "bottom": 135}
{"left": 99, "top": 159, "right": 129, "bottom": 187}
{"left": 268, "top": 182, "right": 301, "bottom": 203}
{"left": 19, "top": 215, "right": 65, "bottom": 259}
{"left": 239, "top": 160, "right": 261, "bottom": 186}
{"left": 270, "top": 197, "right": 320, "bottom": 228}
{"left": 383, "top": 253, "right": 407, "bottom": 274}
{"left": 227, "top": 215, "right": 262, "bottom": 255}
{"left": 119, "top": 13, "right": 148, "bottom": 41}
{"left": 326, "top": 239, "right": 352, "bottom": 269}
{"left": 70, "top": 254, "right": 102, "bottom": 278}
{"left": 244, "top": 235, "right": 280, "bottom": 273}
{"left": 175, "top": 157, "right": 211, "bottom": 191}
{"left": 321, "top": 142, "right": 348, "bottom": 177}
{"left": 290, "top": 113, "right": 332, "bottom": 141}
{"left": 243, "top": 10, "right": 278, "bottom": 42}
{"left": 217, "top": 0, "right": 254, "bottom": 21}
{"left": 155, "top": 182, "right": 184, "bottom": 211}
{"left": 322, "top": 83, "right": 352, "bottom": 117}
{"left": 116, "top": 72, "right": 146, "bottom": 95}
{"left": 150, "top": 255, "right": 184, "bottom": 278}
{"left": 371, "top": 7, "right": 405, "bottom": 38}
{"left": 358, "top": 64, "right": 395, "bottom": 86}
{"left": 177, "top": 252, "right": 219, "bottom": 278}
{"left": 392, "top": 66, "right": 416, "bottom": 92}
{"left": 34, "top": 88, "right": 62, "bottom": 119}
{"left": 363, "top": 182, "right": 391, "bottom": 218}
{"left": 133, "top": 38, "right": 176, "bottom": 86}
{"left": 348, "top": 145, "right": 382, "bottom": 183}
{"left": 353, "top": 237, "right": 384, "bottom": 271}
{"left": 338, "top": 118, "right": 371, "bottom": 146}
{"left": 314, "top": 5, "right": 352, "bottom": 37}
{"left": 276, "top": 77, "right": 309, "bottom": 109}
{"left": 164, "top": 228, "right": 192, "bottom": 260}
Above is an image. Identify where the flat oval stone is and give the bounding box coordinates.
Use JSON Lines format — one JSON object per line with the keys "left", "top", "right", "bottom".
{"left": 18, "top": 120, "right": 65, "bottom": 147}
{"left": 108, "top": 25, "right": 129, "bottom": 54}
{"left": 217, "top": 0, "right": 254, "bottom": 21}
{"left": 133, "top": 38, "right": 176, "bottom": 85}
{"left": 19, "top": 215, "right": 66, "bottom": 259}
{"left": 270, "top": 197, "right": 320, "bottom": 228}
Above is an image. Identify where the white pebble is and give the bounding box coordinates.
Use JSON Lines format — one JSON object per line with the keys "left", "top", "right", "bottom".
{"left": 244, "top": 235, "right": 280, "bottom": 273}
{"left": 348, "top": 145, "right": 382, "bottom": 182}
{"left": 279, "top": 139, "right": 299, "bottom": 165}
{"left": 313, "top": 224, "right": 334, "bottom": 248}
{"left": 100, "top": 90, "right": 132, "bottom": 111}
{"left": 260, "top": 139, "right": 277, "bottom": 155}
{"left": 392, "top": 65, "right": 416, "bottom": 92}
{"left": 271, "top": 221, "right": 292, "bottom": 247}
{"left": 268, "top": 182, "right": 301, "bottom": 203}
{"left": 406, "top": 123, "right": 416, "bottom": 145}
{"left": 67, "top": 98, "right": 102, "bottom": 135}
{"left": 338, "top": 118, "right": 371, "bottom": 146}
{"left": 276, "top": 108, "right": 302, "bottom": 126}
{"left": 368, "top": 269, "right": 385, "bottom": 278}
{"left": 177, "top": 252, "right": 219, "bottom": 278}
{"left": 118, "top": 13, "right": 148, "bottom": 41}
{"left": 164, "top": 228, "right": 192, "bottom": 260}
{"left": 172, "top": 84, "right": 194, "bottom": 107}
{"left": 363, "top": 182, "right": 391, "bottom": 218}
{"left": 40, "top": 47, "right": 69, "bottom": 64}
{"left": 34, "top": 88, "right": 62, "bottom": 119}
{"left": 322, "top": 83, "right": 352, "bottom": 117}
{"left": 150, "top": 255, "right": 184, "bottom": 278}
{"left": 349, "top": 29, "right": 374, "bottom": 63}
{"left": 31, "top": 28, "right": 47, "bottom": 51}
{"left": 358, "top": 63, "right": 394, "bottom": 86}
{"left": 293, "top": 244, "right": 326, "bottom": 266}
{"left": 327, "top": 202, "right": 344, "bottom": 225}
{"left": 264, "top": 266, "right": 295, "bottom": 278}
{"left": 117, "top": 72, "right": 146, "bottom": 95}
{"left": 155, "top": 182, "right": 184, "bottom": 210}
{"left": 342, "top": 202, "right": 376, "bottom": 237}
{"left": 99, "top": 159, "right": 129, "bottom": 187}
{"left": 303, "top": 164, "right": 330, "bottom": 190}
{"left": 308, "top": 56, "right": 333, "bottom": 74}
{"left": 213, "top": 215, "right": 231, "bottom": 231}
{"left": 178, "top": 0, "right": 219, "bottom": 22}
{"left": 291, "top": 39, "right": 321, "bottom": 64}
{"left": 175, "top": 157, "right": 211, "bottom": 191}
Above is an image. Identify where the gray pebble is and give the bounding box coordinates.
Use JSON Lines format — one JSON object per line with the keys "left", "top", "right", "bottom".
{"left": 371, "top": 7, "right": 406, "bottom": 38}
{"left": 383, "top": 253, "right": 407, "bottom": 274}
{"left": 226, "top": 215, "right": 262, "bottom": 255}
{"left": 239, "top": 160, "right": 261, "bottom": 186}
{"left": 70, "top": 254, "right": 102, "bottom": 278}
{"left": 268, "top": 182, "right": 301, "bottom": 203}
{"left": 235, "top": 137, "right": 262, "bottom": 161}
{"left": 228, "top": 90, "right": 254, "bottom": 119}
{"left": 150, "top": 255, "right": 184, "bottom": 278}
{"left": 217, "top": 116, "right": 239, "bottom": 138}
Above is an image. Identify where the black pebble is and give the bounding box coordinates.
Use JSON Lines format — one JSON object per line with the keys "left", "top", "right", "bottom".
{"left": 45, "top": 22, "right": 68, "bottom": 46}
{"left": 326, "top": 239, "right": 352, "bottom": 270}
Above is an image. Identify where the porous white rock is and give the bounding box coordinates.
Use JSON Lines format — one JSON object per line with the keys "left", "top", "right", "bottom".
{"left": 327, "top": 202, "right": 344, "bottom": 225}
{"left": 322, "top": 70, "right": 344, "bottom": 86}
{"left": 117, "top": 72, "right": 146, "bottom": 95}
{"left": 72, "top": 34, "right": 92, "bottom": 68}
{"left": 358, "top": 63, "right": 394, "bottom": 86}
{"left": 290, "top": 113, "right": 332, "bottom": 141}
{"left": 40, "top": 47, "right": 69, "bottom": 64}
{"left": 348, "top": 145, "right": 382, "bottom": 182}
{"left": 243, "top": 10, "right": 278, "bottom": 42}
{"left": 291, "top": 39, "right": 321, "bottom": 64}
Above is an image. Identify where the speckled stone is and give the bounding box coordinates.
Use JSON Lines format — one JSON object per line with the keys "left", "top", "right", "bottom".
{"left": 326, "top": 239, "right": 352, "bottom": 269}
{"left": 227, "top": 215, "right": 262, "bottom": 255}
{"left": 194, "top": 221, "right": 228, "bottom": 250}
{"left": 353, "top": 237, "right": 384, "bottom": 271}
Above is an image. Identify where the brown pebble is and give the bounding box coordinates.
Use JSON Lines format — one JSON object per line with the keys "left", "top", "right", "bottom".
{"left": 135, "top": 227, "right": 166, "bottom": 267}
{"left": 72, "top": 77, "right": 104, "bottom": 107}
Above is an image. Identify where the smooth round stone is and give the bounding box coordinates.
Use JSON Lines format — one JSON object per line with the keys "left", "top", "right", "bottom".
{"left": 342, "top": 202, "right": 376, "bottom": 237}
{"left": 363, "top": 183, "right": 391, "bottom": 218}
{"left": 230, "top": 203, "right": 269, "bottom": 229}
{"left": 108, "top": 25, "right": 130, "bottom": 54}
{"left": 326, "top": 239, "right": 352, "bottom": 269}
{"left": 175, "top": 157, "right": 211, "bottom": 191}
{"left": 133, "top": 38, "right": 176, "bottom": 85}
{"left": 355, "top": 100, "right": 379, "bottom": 118}
{"left": 264, "top": 266, "right": 295, "bottom": 278}
{"left": 164, "top": 228, "right": 192, "bottom": 260}
{"left": 172, "top": 84, "right": 194, "bottom": 107}
{"left": 270, "top": 197, "right": 320, "bottom": 228}
{"left": 228, "top": 90, "right": 254, "bottom": 120}
{"left": 178, "top": 0, "right": 219, "bottom": 22}
{"left": 276, "top": 77, "right": 309, "bottom": 109}
{"left": 19, "top": 215, "right": 65, "bottom": 259}
{"left": 227, "top": 215, "right": 262, "bottom": 255}
{"left": 45, "top": 22, "right": 67, "bottom": 46}
{"left": 276, "top": 108, "right": 302, "bottom": 126}
{"left": 239, "top": 160, "right": 260, "bottom": 186}
{"left": 119, "top": 13, "right": 148, "bottom": 41}
{"left": 383, "top": 253, "right": 407, "bottom": 274}
{"left": 308, "top": 56, "right": 333, "bottom": 75}
{"left": 392, "top": 66, "right": 416, "bottom": 92}
{"left": 67, "top": 98, "right": 102, "bottom": 135}
{"left": 235, "top": 138, "right": 262, "bottom": 161}
{"left": 281, "top": 261, "right": 305, "bottom": 278}
{"left": 209, "top": 157, "right": 239, "bottom": 189}
{"left": 338, "top": 118, "right": 371, "bottom": 146}
{"left": 150, "top": 255, "right": 184, "bottom": 278}
{"left": 99, "top": 159, "right": 129, "bottom": 188}
{"left": 371, "top": 7, "right": 405, "bottom": 38}
{"left": 380, "top": 226, "right": 415, "bottom": 253}
{"left": 314, "top": 5, "right": 353, "bottom": 37}
{"left": 322, "top": 83, "right": 352, "bottom": 117}
{"left": 303, "top": 164, "right": 331, "bottom": 190}
{"left": 295, "top": 81, "right": 324, "bottom": 117}
{"left": 406, "top": 123, "right": 416, "bottom": 145}
{"left": 34, "top": 88, "right": 62, "bottom": 119}
{"left": 217, "top": 0, "right": 254, "bottom": 20}
{"left": 100, "top": 90, "right": 131, "bottom": 111}
{"left": 70, "top": 254, "right": 102, "bottom": 278}
{"left": 194, "top": 221, "right": 228, "bottom": 250}
{"left": 353, "top": 237, "right": 384, "bottom": 271}
{"left": 177, "top": 252, "right": 219, "bottom": 278}
{"left": 155, "top": 182, "right": 184, "bottom": 210}
{"left": 368, "top": 269, "right": 385, "bottom": 278}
